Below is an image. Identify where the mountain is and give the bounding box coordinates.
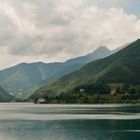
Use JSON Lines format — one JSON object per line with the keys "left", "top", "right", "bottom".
{"left": 31, "top": 39, "right": 140, "bottom": 98}
{"left": 0, "top": 62, "right": 64, "bottom": 96}
{"left": 111, "top": 42, "right": 132, "bottom": 54}
{"left": 40, "top": 46, "right": 111, "bottom": 85}
{"left": 65, "top": 46, "right": 111, "bottom": 65}
{"left": 0, "top": 86, "right": 14, "bottom": 102}
{"left": 0, "top": 46, "right": 111, "bottom": 98}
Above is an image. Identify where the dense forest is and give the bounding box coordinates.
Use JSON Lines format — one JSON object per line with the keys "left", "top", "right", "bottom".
{"left": 31, "top": 39, "right": 140, "bottom": 104}
{"left": 34, "top": 83, "right": 140, "bottom": 104}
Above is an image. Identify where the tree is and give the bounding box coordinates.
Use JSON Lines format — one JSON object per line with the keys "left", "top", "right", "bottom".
{"left": 116, "top": 87, "right": 121, "bottom": 94}
{"left": 122, "top": 83, "right": 130, "bottom": 93}
{"left": 129, "top": 88, "right": 137, "bottom": 94}
{"left": 34, "top": 97, "right": 38, "bottom": 104}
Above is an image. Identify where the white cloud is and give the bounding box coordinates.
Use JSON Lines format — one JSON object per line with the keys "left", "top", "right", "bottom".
{"left": 0, "top": 0, "right": 140, "bottom": 69}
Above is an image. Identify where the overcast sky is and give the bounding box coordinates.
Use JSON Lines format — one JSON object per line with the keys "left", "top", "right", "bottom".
{"left": 0, "top": 0, "right": 140, "bottom": 69}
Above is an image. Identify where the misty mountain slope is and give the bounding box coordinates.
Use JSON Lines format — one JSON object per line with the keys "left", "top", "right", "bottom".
{"left": 31, "top": 39, "right": 140, "bottom": 98}
{"left": 66, "top": 46, "right": 111, "bottom": 65}
{"left": 0, "top": 46, "right": 111, "bottom": 98}
{"left": 40, "top": 46, "right": 111, "bottom": 86}
{"left": 0, "top": 62, "right": 64, "bottom": 94}
{"left": 0, "top": 86, "right": 14, "bottom": 102}
{"left": 40, "top": 63, "right": 83, "bottom": 86}
{"left": 111, "top": 42, "right": 132, "bottom": 54}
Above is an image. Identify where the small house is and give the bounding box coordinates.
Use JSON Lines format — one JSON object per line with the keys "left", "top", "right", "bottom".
{"left": 37, "top": 98, "right": 46, "bottom": 104}
{"left": 110, "top": 89, "right": 117, "bottom": 95}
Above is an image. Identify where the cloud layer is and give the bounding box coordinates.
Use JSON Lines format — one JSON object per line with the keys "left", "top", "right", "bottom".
{"left": 0, "top": 0, "right": 140, "bottom": 69}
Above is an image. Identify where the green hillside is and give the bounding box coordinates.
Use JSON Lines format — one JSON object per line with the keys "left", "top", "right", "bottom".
{"left": 0, "top": 47, "right": 110, "bottom": 99}
{"left": 39, "top": 46, "right": 111, "bottom": 86}
{"left": 0, "top": 62, "right": 64, "bottom": 96}
{"left": 31, "top": 39, "right": 140, "bottom": 99}
{"left": 0, "top": 86, "right": 14, "bottom": 102}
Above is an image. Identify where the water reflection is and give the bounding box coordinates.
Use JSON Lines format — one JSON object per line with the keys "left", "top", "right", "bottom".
{"left": 0, "top": 103, "right": 139, "bottom": 140}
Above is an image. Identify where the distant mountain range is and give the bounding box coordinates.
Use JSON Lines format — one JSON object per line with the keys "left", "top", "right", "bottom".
{"left": 0, "top": 86, "right": 13, "bottom": 102}
{"left": 40, "top": 46, "right": 111, "bottom": 86}
{"left": 0, "top": 46, "right": 111, "bottom": 98}
{"left": 31, "top": 39, "right": 140, "bottom": 99}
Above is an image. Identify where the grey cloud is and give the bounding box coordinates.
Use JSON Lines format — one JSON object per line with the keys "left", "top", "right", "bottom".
{"left": 0, "top": 8, "right": 16, "bottom": 47}
{"left": 7, "top": 35, "right": 44, "bottom": 55}
{"left": 0, "top": 0, "right": 140, "bottom": 69}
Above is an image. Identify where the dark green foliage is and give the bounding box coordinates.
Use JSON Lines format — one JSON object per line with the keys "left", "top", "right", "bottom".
{"left": 121, "top": 84, "right": 130, "bottom": 93}
{"left": 121, "top": 94, "right": 140, "bottom": 101}
{"left": 32, "top": 39, "right": 140, "bottom": 100}
{"left": 116, "top": 87, "right": 121, "bottom": 94}
{"left": 0, "top": 47, "right": 110, "bottom": 99}
{"left": 71, "top": 83, "right": 110, "bottom": 95}
{"left": 128, "top": 88, "right": 137, "bottom": 94}
{"left": 33, "top": 83, "right": 140, "bottom": 104}
{"left": 0, "top": 62, "right": 64, "bottom": 96}
{"left": 0, "top": 86, "right": 14, "bottom": 102}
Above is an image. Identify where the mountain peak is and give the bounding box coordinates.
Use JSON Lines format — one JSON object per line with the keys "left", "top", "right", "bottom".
{"left": 96, "top": 46, "right": 110, "bottom": 51}
{"left": 89, "top": 46, "right": 110, "bottom": 55}
{"left": 89, "top": 46, "right": 111, "bottom": 57}
{"left": 99, "top": 45, "right": 108, "bottom": 48}
{"left": 32, "top": 39, "right": 140, "bottom": 98}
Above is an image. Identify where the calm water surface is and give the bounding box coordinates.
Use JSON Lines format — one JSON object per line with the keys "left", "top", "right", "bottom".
{"left": 0, "top": 103, "right": 140, "bottom": 140}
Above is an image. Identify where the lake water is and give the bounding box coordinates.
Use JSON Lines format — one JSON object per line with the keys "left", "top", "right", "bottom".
{"left": 0, "top": 103, "right": 140, "bottom": 140}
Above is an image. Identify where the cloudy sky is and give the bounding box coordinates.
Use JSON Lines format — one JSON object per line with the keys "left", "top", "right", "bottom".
{"left": 0, "top": 0, "right": 140, "bottom": 69}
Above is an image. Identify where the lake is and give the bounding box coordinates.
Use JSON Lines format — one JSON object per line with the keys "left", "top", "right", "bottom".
{"left": 0, "top": 103, "right": 140, "bottom": 140}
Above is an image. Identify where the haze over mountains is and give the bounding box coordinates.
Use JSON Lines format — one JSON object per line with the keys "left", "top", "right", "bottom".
{"left": 40, "top": 46, "right": 111, "bottom": 86}
{"left": 0, "top": 39, "right": 138, "bottom": 101}
{"left": 0, "top": 46, "right": 111, "bottom": 98}
{"left": 31, "top": 39, "right": 140, "bottom": 99}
